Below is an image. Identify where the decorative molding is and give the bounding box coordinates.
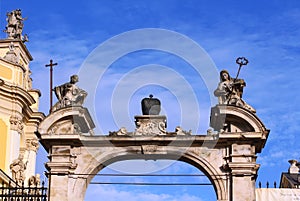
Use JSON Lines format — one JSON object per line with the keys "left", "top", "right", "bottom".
{"left": 26, "top": 138, "right": 39, "bottom": 152}
{"left": 141, "top": 145, "right": 158, "bottom": 154}
{"left": 109, "top": 127, "right": 128, "bottom": 136}
{"left": 188, "top": 147, "right": 211, "bottom": 158}
{"left": 48, "top": 119, "right": 81, "bottom": 135}
{"left": 3, "top": 42, "right": 19, "bottom": 64}
{"left": 134, "top": 115, "right": 167, "bottom": 136}
{"left": 175, "top": 126, "right": 192, "bottom": 135}
{"left": 9, "top": 115, "right": 24, "bottom": 134}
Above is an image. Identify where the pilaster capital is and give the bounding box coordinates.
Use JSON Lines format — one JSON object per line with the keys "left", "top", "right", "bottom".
{"left": 46, "top": 145, "right": 78, "bottom": 174}
{"left": 9, "top": 115, "right": 24, "bottom": 134}
{"left": 228, "top": 162, "right": 260, "bottom": 176}
{"left": 26, "top": 138, "right": 39, "bottom": 152}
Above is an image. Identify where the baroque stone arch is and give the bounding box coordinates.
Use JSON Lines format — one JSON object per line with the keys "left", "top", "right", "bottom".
{"left": 38, "top": 105, "right": 269, "bottom": 201}
{"left": 38, "top": 106, "right": 95, "bottom": 135}
{"left": 76, "top": 148, "right": 226, "bottom": 200}
{"left": 210, "top": 105, "right": 268, "bottom": 134}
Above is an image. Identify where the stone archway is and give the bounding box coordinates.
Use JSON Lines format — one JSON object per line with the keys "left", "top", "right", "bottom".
{"left": 37, "top": 105, "right": 269, "bottom": 201}
{"left": 79, "top": 148, "right": 227, "bottom": 200}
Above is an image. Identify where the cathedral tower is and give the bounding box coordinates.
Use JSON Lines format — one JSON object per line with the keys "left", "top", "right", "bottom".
{"left": 0, "top": 9, "right": 44, "bottom": 186}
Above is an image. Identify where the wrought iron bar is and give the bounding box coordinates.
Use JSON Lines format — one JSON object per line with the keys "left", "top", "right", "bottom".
{"left": 258, "top": 181, "right": 278, "bottom": 188}
{"left": 0, "top": 183, "right": 48, "bottom": 201}
{"left": 46, "top": 172, "right": 207, "bottom": 177}
{"left": 90, "top": 181, "right": 213, "bottom": 186}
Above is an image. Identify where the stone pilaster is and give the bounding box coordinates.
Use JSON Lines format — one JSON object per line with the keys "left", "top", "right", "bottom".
{"left": 228, "top": 144, "right": 259, "bottom": 201}
{"left": 46, "top": 145, "right": 77, "bottom": 201}
{"left": 23, "top": 138, "right": 39, "bottom": 185}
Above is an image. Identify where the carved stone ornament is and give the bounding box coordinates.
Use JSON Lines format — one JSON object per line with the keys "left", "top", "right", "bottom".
{"left": 141, "top": 145, "right": 158, "bottom": 154}
{"left": 26, "top": 138, "right": 39, "bottom": 152}
{"left": 28, "top": 174, "right": 40, "bottom": 187}
{"left": 188, "top": 147, "right": 211, "bottom": 158}
{"left": 3, "top": 42, "right": 19, "bottom": 63}
{"left": 108, "top": 96, "right": 194, "bottom": 137}
{"left": 9, "top": 115, "right": 24, "bottom": 134}
{"left": 175, "top": 126, "right": 192, "bottom": 135}
{"left": 48, "top": 119, "right": 81, "bottom": 135}
{"left": 206, "top": 128, "right": 219, "bottom": 140}
{"left": 134, "top": 115, "right": 167, "bottom": 136}
{"left": 109, "top": 127, "right": 128, "bottom": 136}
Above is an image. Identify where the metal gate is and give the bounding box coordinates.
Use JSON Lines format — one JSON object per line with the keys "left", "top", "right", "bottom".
{"left": 0, "top": 181, "right": 47, "bottom": 201}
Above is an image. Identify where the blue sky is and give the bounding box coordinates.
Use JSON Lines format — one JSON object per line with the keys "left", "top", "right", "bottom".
{"left": 1, "top": 1, "right": 300, "bottom": 200}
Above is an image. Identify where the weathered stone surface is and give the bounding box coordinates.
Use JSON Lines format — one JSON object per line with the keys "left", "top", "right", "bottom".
{"left": 210, "top": 105, "right": 269, "bottom": 134}
{"left": 38, "top": 102, "right": 269, "bottom": 201}
{"left": 4, "top": 9, "right": 28, "bottom": 41}
{"left": 38, "top": 106, "right": 95, "bottom": 135}
{"left": 134, "top": 115, "right": 167, "bottom": 136}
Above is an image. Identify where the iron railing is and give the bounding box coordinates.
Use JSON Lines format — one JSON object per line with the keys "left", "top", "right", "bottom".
{"left": 257, "top": 181, "right": 277, "bottom": 188}
{"left": 0, "top": 181, "right": 47, "bottom": 201}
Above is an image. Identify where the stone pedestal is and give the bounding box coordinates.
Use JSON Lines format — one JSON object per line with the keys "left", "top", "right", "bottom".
{"left": 38, "top": 106, "right": 95, "bottom": 136}
{"left": 134, "top": 115, "right": 167, "bottom": 136}
{"left": 38, "top": 106, "right": 95, "bottom": 201}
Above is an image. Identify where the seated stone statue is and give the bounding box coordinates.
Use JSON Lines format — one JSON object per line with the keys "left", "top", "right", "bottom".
{"left": 214, "top": 70, "right": 256, "bottom": 113}
{"left": 52, "top": 75, "right": 87, "bottom": 112}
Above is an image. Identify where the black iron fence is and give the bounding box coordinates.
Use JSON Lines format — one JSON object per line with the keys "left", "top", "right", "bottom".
{"left": 0, "top": 181, "right": 47, "bottom": 201}
{"left": 257, "top": 181, "right": 277, "bottom": 188}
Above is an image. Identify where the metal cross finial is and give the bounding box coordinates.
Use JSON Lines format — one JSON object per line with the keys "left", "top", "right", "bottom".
{"left": 236, "top": 57, "right": 249, "bottom": 67}
{"left": 45, "top": 59, "right": 58, "bottom": 112}
{"left": 234, "top": 57, "right": 248, "bottom": 80}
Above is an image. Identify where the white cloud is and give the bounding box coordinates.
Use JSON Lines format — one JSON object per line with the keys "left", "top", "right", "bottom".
{"left": 85, "top": 185, "right": 204, "bottom": 201}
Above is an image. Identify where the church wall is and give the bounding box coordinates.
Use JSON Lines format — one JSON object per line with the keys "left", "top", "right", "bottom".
{"left": 0, "top": 64, "right": 13, "bottom": 80}
{"left": 0, "top": 61, "right": 26, "bottom": 87}
{"left": 28, "top": 90, "right": 40, "bottom": 112}
{"left": 8, "top": 130, "right": 20, "bottom": 174}
{"left": 0, "top": 49, "right": 7, "bottom": 57}
{"left": 0, "top": 38, "right": 44, "bottom": 185}
{"left": 0, "top": 119, "right": 8, "bottom": 171}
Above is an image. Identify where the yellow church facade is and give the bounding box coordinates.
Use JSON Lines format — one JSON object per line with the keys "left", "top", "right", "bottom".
{"left": 0, "top": 37, "right": 44, "bottom": 186}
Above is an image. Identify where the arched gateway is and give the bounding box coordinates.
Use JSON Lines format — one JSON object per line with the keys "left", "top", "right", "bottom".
{"left": 37, "top": 74, "right": 269, "bottom": 201}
